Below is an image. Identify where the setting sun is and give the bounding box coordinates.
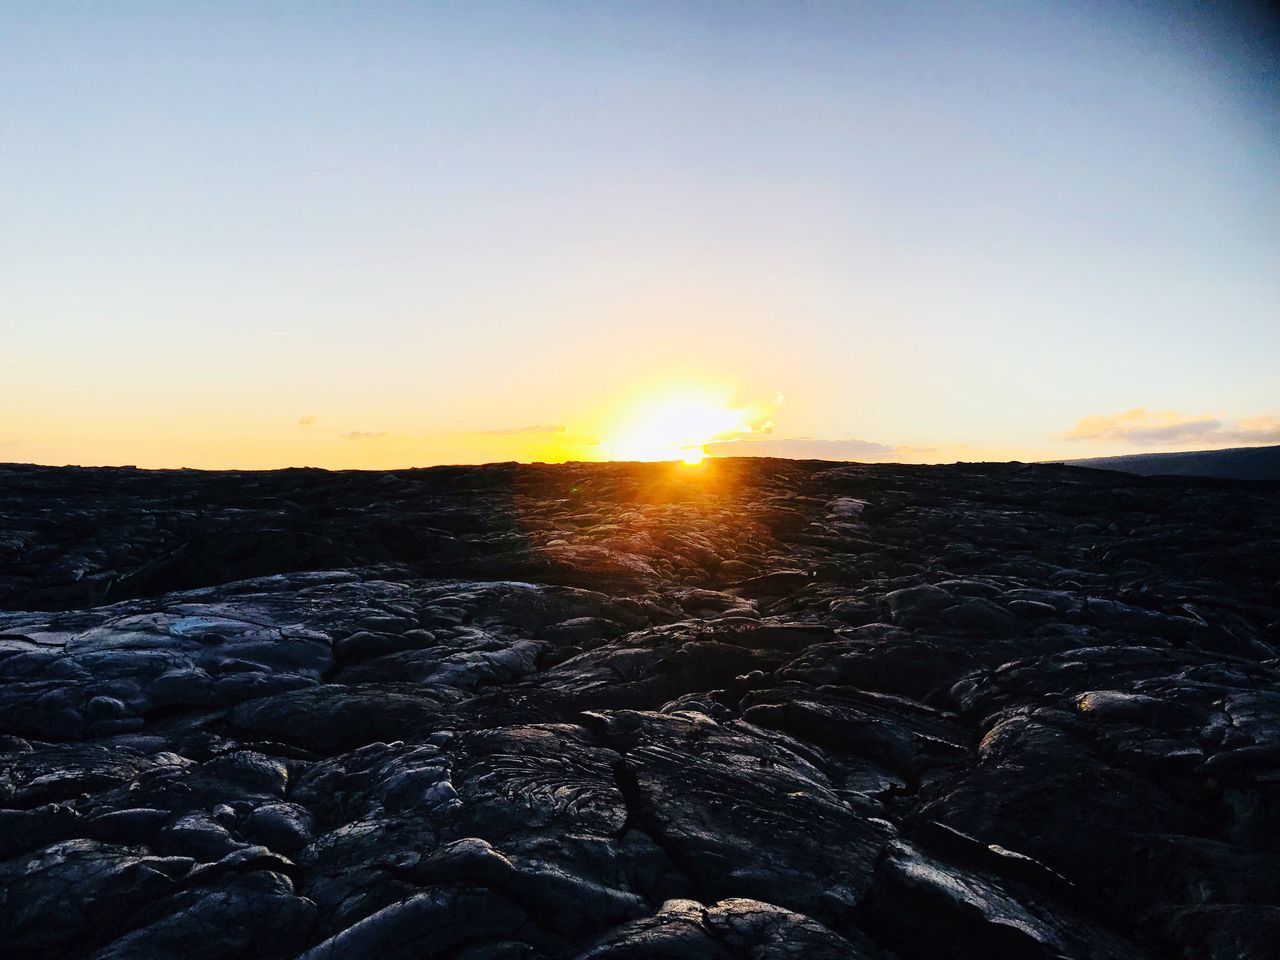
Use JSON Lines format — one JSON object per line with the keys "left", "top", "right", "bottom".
{"left": 597, "top": 389, "right": 760, "bottom": 464}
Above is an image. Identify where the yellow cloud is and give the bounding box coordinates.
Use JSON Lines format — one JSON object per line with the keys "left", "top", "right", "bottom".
{"left": 1062, "top": 408, "right": 1280, "bottom": 446}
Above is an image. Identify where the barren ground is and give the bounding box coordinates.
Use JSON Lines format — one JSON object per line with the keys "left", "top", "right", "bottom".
{"left": 1, "top": 458, "right": 1277, "bottom": 959}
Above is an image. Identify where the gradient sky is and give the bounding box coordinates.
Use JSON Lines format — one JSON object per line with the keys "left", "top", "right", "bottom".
{"left": 3, "top": 1, "right": 1277, "bottom": 469}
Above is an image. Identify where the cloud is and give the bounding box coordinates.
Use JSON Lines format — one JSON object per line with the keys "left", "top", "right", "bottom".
{"left": 705, "top": 436, "right": 905, "bottom": 461}
{"left": 340, "top": 431, "right": 387, "bottom": 441}
{"left": 474, "top": 424, "right": 566, "bottom": 436}
{"left": 297, "top": 415, "right": 316, "bottom": 428}
{"left": 1061, "top": 408, "right": 1280, "bottom": 447}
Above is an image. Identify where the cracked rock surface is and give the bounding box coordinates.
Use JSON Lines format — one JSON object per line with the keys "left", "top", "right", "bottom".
{"left": 0, "top": 457, "right": 1277, "bottom": 959}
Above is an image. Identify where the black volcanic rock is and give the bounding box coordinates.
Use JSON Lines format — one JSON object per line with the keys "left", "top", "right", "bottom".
{"left": 0, "top": 457, "right": 1277, "bottom": 959}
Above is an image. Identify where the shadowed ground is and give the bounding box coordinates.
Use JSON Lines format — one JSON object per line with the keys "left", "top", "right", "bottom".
{"left": 1, "top": 458, "right": 1277, "bottom": 959}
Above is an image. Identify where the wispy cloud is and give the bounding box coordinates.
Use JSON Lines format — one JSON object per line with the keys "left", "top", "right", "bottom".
{"left": 474, "top": 424, "right": 566, "bottom": 436}
{"left": 340, "top": 430, "right": 387, "bottom": 441}
{"left": 705, "top": 436, "right": 906, "bottom": 461}
{"left": 297, "top": 415, "right": 316, "bottom": 428}
{"left": 1062, "top": 409, "right": 1280, "bottom": 446}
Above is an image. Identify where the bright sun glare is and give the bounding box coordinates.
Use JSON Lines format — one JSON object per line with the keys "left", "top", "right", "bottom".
{"left": 600, "top": 389, "right": 754, "bottom": 465}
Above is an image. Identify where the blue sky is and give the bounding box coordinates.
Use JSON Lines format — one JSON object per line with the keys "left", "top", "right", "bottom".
{"left": 3, "top": 1, "right": 1277, "bottom": 467}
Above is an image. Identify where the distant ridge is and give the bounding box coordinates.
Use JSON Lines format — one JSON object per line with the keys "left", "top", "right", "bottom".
{"left": 1054, "top": 444, "right": 1280, "bottom": 481}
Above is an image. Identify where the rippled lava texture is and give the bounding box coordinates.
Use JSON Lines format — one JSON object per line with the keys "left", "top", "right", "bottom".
{"left": 2, "top": 458, "right": 1278, "bottom": 960}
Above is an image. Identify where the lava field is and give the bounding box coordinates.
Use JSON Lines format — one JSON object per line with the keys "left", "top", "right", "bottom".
{"left": 1, "top": 457, "right": 1277, "bottom": 960}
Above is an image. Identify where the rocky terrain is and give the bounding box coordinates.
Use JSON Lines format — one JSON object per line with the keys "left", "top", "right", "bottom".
{"left": 1, "top": 457, "right": 1278, "bottom": 960}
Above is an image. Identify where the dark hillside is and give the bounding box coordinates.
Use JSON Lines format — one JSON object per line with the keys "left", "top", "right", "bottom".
{"left": 1055, "top": 443, "right": 1280, "bottom": 480}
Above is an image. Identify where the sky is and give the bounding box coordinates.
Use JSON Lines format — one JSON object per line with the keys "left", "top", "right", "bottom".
{"left": 2, "top": 1, "right": 1277, "bottom": 469}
